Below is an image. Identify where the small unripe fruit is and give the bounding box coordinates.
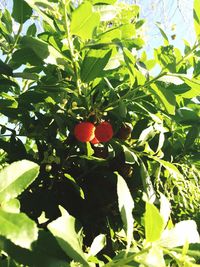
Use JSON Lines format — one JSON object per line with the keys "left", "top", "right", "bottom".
{"left": 74, "top": 122, "right": 95, "bottom": 142}
{"left": 95, "top": 121, "right": 113, "bottom": 142}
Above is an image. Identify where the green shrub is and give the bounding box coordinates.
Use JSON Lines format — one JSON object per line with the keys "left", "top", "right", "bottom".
{"left": 0, "top": 0, "right": 199, "bottom": 266}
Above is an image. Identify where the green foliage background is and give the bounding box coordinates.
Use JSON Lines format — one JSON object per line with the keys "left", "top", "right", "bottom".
{"left": 0, "top": 0, "right": 199, "bottom": 266}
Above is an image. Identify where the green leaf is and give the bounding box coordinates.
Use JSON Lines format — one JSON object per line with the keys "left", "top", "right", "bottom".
{"left": 0, "top": 59, "right": 13, "bottom": 76}
{"left": 90, "top": 0, "right": 117, "bottom": 4}
{"left": 193, "top": 0, "right": 200, "bottom": 38}
{"left": 184, "top": 126, "right": 200, "bottom": 149}
{"left": 0, "top": 80, "right": 19, "bottom": 92}
{"left": 12, "top": 0, "right": 32, "bottom": 23}
{"left": 153, "top": 158, "right": 183, "bottom": 179}
{"left": 144, "top": 202, "right": 165, "bottom": 242}
{"left": 140, "top": 162, "right": 156, "bottom": 203}
{"left": 156, "top": 22, "right": 169, "bottom": 45}
{"left": 150, "top": 83, "right": 176, "bottom": 115}
{"left": 0, "top": 209, "right": 38, "bottom": 249}
{"left": 88, "top": 234, "right": 106, "bottom": 257}
{"left": 179, "top": 76, "right": 200, "bottom": 98}
{"left": 20, "top": 36, "right": 67, "bottom": 68}
{"left": 116, "top": 173, "right": 134, "bottom": 251}
{"left": 160, "top": 194, "right": 171, "bottom": 227}
{"left": 158, "top": 220, "right": 200, "bottom": 248}
{"left": 0, "top": 230, "right": 70, "bottom": 267}
{"left": 2, "top": 9, "right": 13, "bottom": 34}
{"left": 71, "top": 2, "right": 100, "bottom": 41}
{"left": 123, "top": 47, "right": 136, "bottom": 77}
{"left": 0, "top": 99, "right": 18, "bottom": 109}
{"left": 0, "top": 160, "right": 39, "bottom": 204}
{"left": 175, "top": 107, "right": 200, "bottom": 124}
{"left": 64, "top": 173, "right": 85, "bottom": 199}
{"left": 135, "top": 245, "right": 165, "bottom": 267}
{"left": 13, "top": 72, "right": 39, "bottom": 81}
{"left": 93, "top": 5, "right": 117, "bottom": 21}
{"left": 12, "top": 47, "right": 43, "bottom": 67}
{"left": 80, "top": 49, "right": 112, "bottom": 82}
{"left": 26, "top": 23, "right": 37, "bottom": 36}
{"left": 155, "top": 45, "right": 176, "bottom": 72}
{"left": 24, "top": 0, "right": 55, "bottom": 30}
{"left": 47, "top": 206, "right": 89, "bottom": 266}
{"left": 122, "top": 145, "right": 137, "bottom": 164}
{"left": 1, "top": 199, "right": 20, "bottom": 213}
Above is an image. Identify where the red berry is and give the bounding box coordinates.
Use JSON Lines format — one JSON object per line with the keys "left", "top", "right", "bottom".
{"left": 95, "top": 121, "right": 113, "bottom": 142}
{"left": 90, "top": 136, "right": 100, "bottom": 145}
{"left": 74, "top": 122, "right": 95, "bottom": 142}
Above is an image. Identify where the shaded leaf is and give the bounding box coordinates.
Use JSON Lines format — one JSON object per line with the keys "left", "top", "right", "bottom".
{"left": 12, "top": 0, "right": 32, "bottom": 23}
{"left": 0, "top": 59, "right": 13, "bottom": 76}
{"left": 21, "top": 36, "right": 67, "bottom": 68}
{"left": 0, "top": 230, "right": 69, "bottom": 267}
{"left": 184, "top": 126, "right": 200, "bottom": 149}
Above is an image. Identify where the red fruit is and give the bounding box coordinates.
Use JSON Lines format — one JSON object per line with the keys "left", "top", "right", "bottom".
{"left": 74, "top": 122, "right": 95, "bottom": 142}
{"left": 90, "top": 136, "right": 100, "bottom": 145}
{"left": 95, "top": 121, "right": 113, "bottom": 142}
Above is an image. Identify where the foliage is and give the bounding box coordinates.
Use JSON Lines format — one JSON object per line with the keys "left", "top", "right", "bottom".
{"left": 0, "top": 0, "right": 199, "bottom": 266}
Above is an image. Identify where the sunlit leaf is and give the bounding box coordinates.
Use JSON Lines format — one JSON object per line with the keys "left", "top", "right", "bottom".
{"left": 156, "top": 22, "right": 169, "bottom": 46}
{"left": 116, "top": 173, "right": 134, "bottom": 251}
{"left": 160, "top": 194, "right": 171, "bottom": 227}
{"left": 136, "top": 245, "right": 166, "bottom": 267}
{"left": 0, "top": 210, "right": 38, "bottom": 249}
{"left": 144, "top": 202, "right": 165, "bottom": 242}
{"left": 90, "top": 0, "right": 117, "bottom": 4}
{"left": 88, "top": 234, "right": 106, "bottom": 257}
{"left": 158, "top": 220, "right": 200, "bottom": 248}
{"left": 24, "top": 0, "right": 55, "bottom": 30}
{"left": 48, "top": 206, "right": 89, "bottom": 266}
{"left": 0, "top": 160, "right": 39, "bottom": 204}
{"left": 193, "top": 0, "right": 200, "bottom": 38}
{"left": 1, "top": 199, "right": 20, "bottom": 214}
{"left": 150, "top": 83, "right": 176, "bottom": 115}
{"left": 71, "top": 2, "right": 100, "bottom": 41}
{"left": 93, "top": 5, "right": 118, "bottom": 21}
{"left": 80, "top": 49, "right": 112, "bottom": 82}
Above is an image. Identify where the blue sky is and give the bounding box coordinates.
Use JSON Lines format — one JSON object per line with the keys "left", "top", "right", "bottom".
{"left": 1, "top": 0, "right": 195, "bottom": 58}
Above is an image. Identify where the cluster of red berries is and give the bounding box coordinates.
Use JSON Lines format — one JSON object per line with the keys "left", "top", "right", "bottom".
{"left": 74, "top": 121, "right": 113, "bottom": 144}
